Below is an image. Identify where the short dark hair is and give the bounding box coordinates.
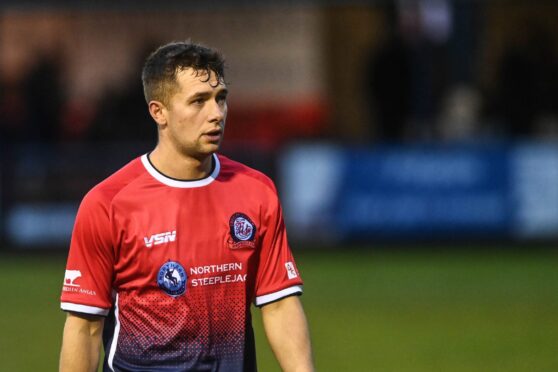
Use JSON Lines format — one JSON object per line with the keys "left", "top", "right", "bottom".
{"left": 141, "top": 41, "right": 226, "bottom": 105}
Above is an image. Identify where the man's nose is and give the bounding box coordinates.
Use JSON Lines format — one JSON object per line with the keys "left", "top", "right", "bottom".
{"left": 208, "top": 100, "right": 226, "bottom": 123}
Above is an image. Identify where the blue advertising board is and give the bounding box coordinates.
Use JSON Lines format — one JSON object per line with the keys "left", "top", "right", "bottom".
{"left": 280, "top": 142, "right": 558, "bottom": 242}
{"left": 334, "top": 145, "right": 512, "bottom": 239}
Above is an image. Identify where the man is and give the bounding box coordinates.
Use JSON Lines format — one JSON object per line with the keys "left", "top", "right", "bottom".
{"left": 59, "top": 41, "right": 314, "bottom": 372}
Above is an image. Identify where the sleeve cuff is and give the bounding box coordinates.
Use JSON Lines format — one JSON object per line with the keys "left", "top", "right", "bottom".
{"left": 254, "top": 285, "right": 303, "bottom": 307}
{"left": 61, "top": 302, "right": 110, "bottom": 316}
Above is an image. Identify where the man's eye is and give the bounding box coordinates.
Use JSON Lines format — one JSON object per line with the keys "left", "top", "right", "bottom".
{"left": 192, "top": 99, "right": 204, "bottom": 105}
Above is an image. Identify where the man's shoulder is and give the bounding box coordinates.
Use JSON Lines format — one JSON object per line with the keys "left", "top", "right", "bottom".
{"left": 83, "top": 156, "right": 146, "bottom": 206}
{"left": 217, "top": 154, "right": 277, "bottom": 194}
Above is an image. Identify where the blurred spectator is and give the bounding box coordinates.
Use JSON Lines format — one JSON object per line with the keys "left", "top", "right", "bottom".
{"left": 60, "top": 98, "right": 96, "bottom": 141}
{"left": 437, "top": 84, "right": 482, "bottom": 141}
{"left": 0, "top": 75, "right": 28, "bottom": 143}
{"left": 367, "top": 6, "right": 413, "bottom": 141}
{"left": 23, "top": 54, "right": 64, "bottom": 142}
{"left": 0, "top": 52, "right": 64, "bottom": 143}
{"left": 88, "top": 46, "right": 156, "bottom": 142}
{"left": 88, "top": 79, "right": 154, "bottom": 142}
{"left": 490, "top": 22, "right": 558, "bottom": 138}
{"left": 367, "top": 0, "right": 452, "bottom": 142}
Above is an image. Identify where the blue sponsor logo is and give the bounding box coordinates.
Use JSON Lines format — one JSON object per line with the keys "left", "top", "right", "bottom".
{"left": 157, "top": 261, "right": 187, "bottom": 297}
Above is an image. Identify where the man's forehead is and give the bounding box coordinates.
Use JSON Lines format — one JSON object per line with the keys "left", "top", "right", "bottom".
{"left": 176, "top": 67, "right": 225, "bottom": 89}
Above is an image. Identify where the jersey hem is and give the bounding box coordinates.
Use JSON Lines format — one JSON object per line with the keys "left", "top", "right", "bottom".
{"left": 254, "top": 285, "right": 303, "bottom": 307}
{"left": 61, "top": 302, "right": 110, "bottom": 316}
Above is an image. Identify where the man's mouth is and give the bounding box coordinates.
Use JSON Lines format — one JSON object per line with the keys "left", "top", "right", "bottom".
{"left": 203, "top": 128, "right": 223, "bottom": 142}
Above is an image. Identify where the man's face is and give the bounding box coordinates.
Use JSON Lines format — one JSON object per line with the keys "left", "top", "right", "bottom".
{"left": 161, "top": 68, "right": 228, "bottom": 160}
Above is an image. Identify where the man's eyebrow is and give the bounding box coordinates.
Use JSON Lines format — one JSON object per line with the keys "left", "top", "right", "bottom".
{"left": 188, "top": 88, "right": 228, "bottom": 100}
{"left": 188, "top": 91, "right": 212, "bottom": 100}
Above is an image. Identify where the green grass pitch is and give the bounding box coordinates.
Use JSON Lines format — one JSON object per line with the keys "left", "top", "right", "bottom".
{"left": 1, "top": 248, "right": 557, "bottom": 371}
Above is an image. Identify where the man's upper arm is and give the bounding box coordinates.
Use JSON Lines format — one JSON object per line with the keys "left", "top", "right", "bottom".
{"left": 60, "top": 312, "right": 105, "bottom": 372}
{"left": 260, "top": 296, "right": 314, "bottom": 372}
{"left": 64, "top": 311, "right": 105, "bottom": 334}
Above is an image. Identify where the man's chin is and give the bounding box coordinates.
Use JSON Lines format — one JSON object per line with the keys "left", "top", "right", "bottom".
{"left": 199, "top": 143, "right": 221, "bottom": 156}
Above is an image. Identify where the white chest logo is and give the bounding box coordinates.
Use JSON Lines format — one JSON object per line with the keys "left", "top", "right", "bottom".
{"left": 144, "top": 231, "right": 176, "bottom": 248}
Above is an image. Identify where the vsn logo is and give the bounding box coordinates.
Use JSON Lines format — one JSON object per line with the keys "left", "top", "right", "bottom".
{"left": 144, "top": 231, "right": 176, "bottom": 248}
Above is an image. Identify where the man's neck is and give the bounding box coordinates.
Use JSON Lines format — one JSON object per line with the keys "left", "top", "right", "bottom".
{"left": 148, "top": 145, "right": 214, "bottom": 181}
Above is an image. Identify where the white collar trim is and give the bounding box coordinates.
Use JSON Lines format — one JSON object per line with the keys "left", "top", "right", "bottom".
{"left": 140, "top": 153, "right": 220, "bottom": 188}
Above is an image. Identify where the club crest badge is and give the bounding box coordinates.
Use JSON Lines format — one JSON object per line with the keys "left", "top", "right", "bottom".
{"left": 157, "top": 261, "right": 187, "bottom": 297}
{"left": 228, "top": 213, "right": 257, "bottom": 249}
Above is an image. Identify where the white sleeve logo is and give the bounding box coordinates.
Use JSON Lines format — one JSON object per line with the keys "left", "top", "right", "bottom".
{"left": 285, "top": 262, "right": 298, "bottom": 279}
{"left": 64, "top": 270, "right": 82, "bottom": 287}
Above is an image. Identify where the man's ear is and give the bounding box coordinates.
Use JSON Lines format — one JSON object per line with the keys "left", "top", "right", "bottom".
{"left": 148, "top": 100, "right": 168, "bottom": 126}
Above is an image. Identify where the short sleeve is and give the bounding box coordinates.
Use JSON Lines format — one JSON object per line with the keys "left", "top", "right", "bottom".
{"left": 60, "top": 190, "right": 115, "bottom": 316}
{"left": 254, "top": 187, "right": 303, "bottom": 307}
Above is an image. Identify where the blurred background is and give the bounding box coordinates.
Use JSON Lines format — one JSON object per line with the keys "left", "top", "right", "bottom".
{"left": 0, "top": 0, "right": 557, "bottom": 371}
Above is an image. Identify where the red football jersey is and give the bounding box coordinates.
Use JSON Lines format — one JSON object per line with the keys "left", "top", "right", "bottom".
{"left": 60, "top": 153, "right": 303, "bottom": 371}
